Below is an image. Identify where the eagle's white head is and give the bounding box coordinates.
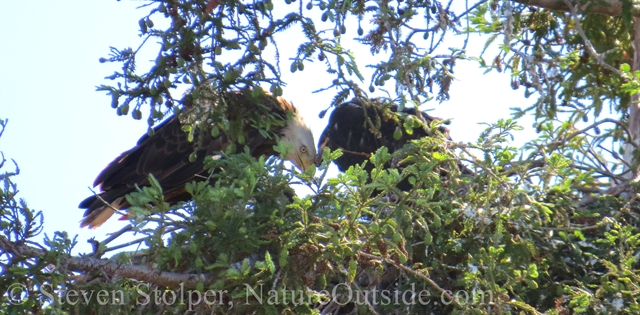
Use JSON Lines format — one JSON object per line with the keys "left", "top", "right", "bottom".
{"left": 280, "top": 112, "right": 316, "bottom": 173}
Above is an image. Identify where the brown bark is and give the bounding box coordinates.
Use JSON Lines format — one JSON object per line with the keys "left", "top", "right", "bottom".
{"left": 0, "top": 236, "right": 212, "bottom": 289}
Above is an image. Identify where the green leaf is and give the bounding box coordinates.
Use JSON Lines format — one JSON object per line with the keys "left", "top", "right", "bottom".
{"left": 392, "top": 232, "right": 402, "bottom": 243}
{"left": 528, "top": 264, "right": 539, "bottom": 279}
{"left": 348, "top": 259, "right": 357, "bottom": 283}
{"left": 620, "top": 63, "right": 631, "bottom": 72}
{"left": 278, "top": 248, "right": 289, "bottom": 267}
{"left": 265, "top": 251, "right": 275, "bottom": 274}
{"left": 147, "top": 173, "right": 163, "bottom": 194}
{"left": 211, "top": 126, "right": 220, "bottom": 137}
{"left": 393, "top": 127, "right": 402, "bottom": 140}
{"left": 424, "top": 232, "right": 433, "bottom": 246}
{"left": 432, "top": 214, "right": 441, "bottom": 228}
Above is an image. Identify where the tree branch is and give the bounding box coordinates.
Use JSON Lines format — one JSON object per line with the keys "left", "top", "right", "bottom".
{"left": 624, "top": 16, "right": 640, "bottom": 179}
{"left": 0, "top": 236, "right": 212, "bottom": 289}
{"left": 357, "top": 251, "right": 460, "bottom": 307}
{"left": 561, "top": 0, "right": 626, "bottom": 76}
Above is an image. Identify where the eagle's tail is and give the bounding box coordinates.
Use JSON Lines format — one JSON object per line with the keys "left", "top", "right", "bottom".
{"left": 79, "top": 194, "right": 126, "bottom": 229}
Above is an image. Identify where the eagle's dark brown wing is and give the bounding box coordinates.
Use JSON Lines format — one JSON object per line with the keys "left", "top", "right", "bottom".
{"left": 78, "top": 115, "right": 229, "bottom": 228}
{"left": 79, "top": 90, "right": 297, "bottom": 228}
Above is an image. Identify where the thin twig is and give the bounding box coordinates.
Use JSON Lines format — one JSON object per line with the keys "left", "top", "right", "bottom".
{"left": 101, "top": 224, "right": 134, "bottom": 246}
{"left": 562, "top": 0, "right": 626, "bottom": 77}
{"left": 357, "top": 251, "right": 460, "bottom": 308}
{"left": 0, "top": 235, "right": 212, "bottom": 289}
{"left": 89, "top": 187, "right": 128, "bottom": 217}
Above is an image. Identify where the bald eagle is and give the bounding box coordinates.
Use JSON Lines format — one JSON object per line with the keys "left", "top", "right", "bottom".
{"left": 79, "top": 90, "right": 316, "bottom": 228}
{"left": 316, "top": 99, "right": 468, "bottom": 191}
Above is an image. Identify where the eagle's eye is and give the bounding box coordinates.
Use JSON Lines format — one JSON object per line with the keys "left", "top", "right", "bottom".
{"left": 300, "top": 146, "right": 307, "bottom": 154}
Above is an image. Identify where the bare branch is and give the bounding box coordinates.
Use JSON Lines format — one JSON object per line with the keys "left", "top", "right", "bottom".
{"left": 0, "top": 235, "right": 211, "bottom": 289}
{"left": 562, "top": 0, "right": 626, "bottom": 77}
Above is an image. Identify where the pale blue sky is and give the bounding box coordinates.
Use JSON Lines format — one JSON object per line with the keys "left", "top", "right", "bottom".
{"left": 0, "top": 1, "right": 530, "bottom": 255}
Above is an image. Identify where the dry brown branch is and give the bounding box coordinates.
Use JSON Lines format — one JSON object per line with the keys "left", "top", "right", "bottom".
{"left": 0, "top": 235, "right": 212, "bottom": 289}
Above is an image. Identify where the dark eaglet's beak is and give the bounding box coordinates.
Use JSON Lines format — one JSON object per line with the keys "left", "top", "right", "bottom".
{"left": 315, "top": 136, "right": 329, "bottom": 167}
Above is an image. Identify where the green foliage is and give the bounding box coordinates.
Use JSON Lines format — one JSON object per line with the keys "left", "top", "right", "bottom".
{"left": 470, "top": 1, "right": 638, "bottom": 129}
{"left": 3, "top": 1, "right": 640, "bottom": 314}
{"left": 95, "top": 0, "right": 470, "bottom": 131}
